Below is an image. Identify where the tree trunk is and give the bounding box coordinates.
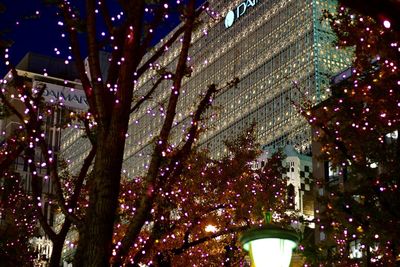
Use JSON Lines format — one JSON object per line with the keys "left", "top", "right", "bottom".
{"left": 49, "top": 237, "right": 64, "bottom": 267}
{"left": 73, "top": 123, "right": 127, "bottom": 266}
{"left": 49, "top": 219, "right": 72, "bottom": 267}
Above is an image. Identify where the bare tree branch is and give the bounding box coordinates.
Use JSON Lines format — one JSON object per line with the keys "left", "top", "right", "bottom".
{"left": 99, "top": 0, "right": 114, "bottom": 34}
{"left": 171, "top": 225, "right": 248, "bottom": 255}
{"left": 86, "top": 0, "right": 108, "bottom": 120}
{"left": 0, "top": 91, "right": 25, "bottom": 125}
{"left": 25, "top": 146, "right": 58, "bottom": 241}
{"left": 135, "top": 2, "right": 209, "bottom": 79}
{"left": 113, "top": 1, "right": 197, "bottom": 263}
{"left": 59, "top": 1, "right": 98, "bottom": 117}
{"left": 68, "top": 144, "right": 96, "bottom": 218}
{"left": 130, "top": 75, "right": 165, "bottom": 114}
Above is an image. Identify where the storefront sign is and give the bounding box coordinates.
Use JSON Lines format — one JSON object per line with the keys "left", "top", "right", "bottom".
{"left": 33, "top": 81, "right": 88, "bottom": 110}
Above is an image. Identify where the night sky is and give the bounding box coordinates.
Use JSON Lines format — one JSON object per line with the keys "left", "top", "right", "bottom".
{"left": 0, "top": 0, "right": 188, "bottom": 77}
{"left": 0, "top": 0, "right": 66, "bottom": 76}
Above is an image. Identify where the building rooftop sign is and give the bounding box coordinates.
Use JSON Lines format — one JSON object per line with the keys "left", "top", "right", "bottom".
{"left": 224, "top": 0, "right": 259, "bottom": 28}
{"left": 33, "top": 81, "right": 88, "bottom": 111}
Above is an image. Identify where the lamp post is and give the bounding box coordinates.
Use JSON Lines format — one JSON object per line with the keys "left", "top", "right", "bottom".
{"left": 240, "top": 213, "right": 299, "bottom": 267}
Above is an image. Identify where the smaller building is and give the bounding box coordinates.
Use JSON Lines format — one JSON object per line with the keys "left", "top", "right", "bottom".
{"left": 252, "top": 145, "right": 314, "bottom": 224}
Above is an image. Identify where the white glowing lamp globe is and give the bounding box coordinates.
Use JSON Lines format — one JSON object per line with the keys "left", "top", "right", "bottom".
{"left": 240, "top": 225, "right": 299, "bottom": 267}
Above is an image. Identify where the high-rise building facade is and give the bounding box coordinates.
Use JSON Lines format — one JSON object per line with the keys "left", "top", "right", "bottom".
{"left": 123, "top": 0, "right": 350, "bottom": 177}
{"left": 61, "top": 0, "right": 351, "bottom": 178}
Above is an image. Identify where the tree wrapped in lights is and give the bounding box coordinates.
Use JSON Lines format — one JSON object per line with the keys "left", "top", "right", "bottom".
{"left": 0, "top": 172, "right": 37, "bottom": 266}
{"left": 301, "top": 1, "right": 400, "bottom": 265}
{"left": 0, "top": 71, "right": 85, "bottom": 266}
{"left": 111, "top": 126, "right": 293, "bottom": 266}
{"left": 1, "top": 0, "right": 209, "bottom": 265}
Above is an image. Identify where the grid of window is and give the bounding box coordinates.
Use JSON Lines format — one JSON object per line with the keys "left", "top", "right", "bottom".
{"left": 60, "top": 0, "right": 351, "bottom": 177}
{"left": 60, "top": 126, "right": 91, "bottom": 173}
{"left": 117, "top": 0, "right": 352, "bottom": 176}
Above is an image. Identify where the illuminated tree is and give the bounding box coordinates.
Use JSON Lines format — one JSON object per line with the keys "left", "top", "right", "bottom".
{"left": 111, "top": 126, "right": 293, "bottom": 266}
{"left": 0, "top": 72, "right": 80, "bottom": 266}
{"left": 301, "top": 1, "right": 400, "bottom": 265}
{"left": 0, "top": 171, "right": 37, "bottom": 266}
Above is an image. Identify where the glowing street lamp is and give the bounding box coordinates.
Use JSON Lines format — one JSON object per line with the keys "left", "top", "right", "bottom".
{"left": 240, "top": 213, "right": 299, "bottom": 267}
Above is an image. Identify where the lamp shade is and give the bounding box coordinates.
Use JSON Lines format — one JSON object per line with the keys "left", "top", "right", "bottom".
{"left": 240, "top": 225, "right": 299, "bottom": 267}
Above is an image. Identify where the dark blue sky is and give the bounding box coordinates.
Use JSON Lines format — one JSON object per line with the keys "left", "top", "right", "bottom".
{"left": 0, "top": 0, "right": 191, "bottom": 77}
{"left": 0, "top": 0, "right": 66, "bottom": 76}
